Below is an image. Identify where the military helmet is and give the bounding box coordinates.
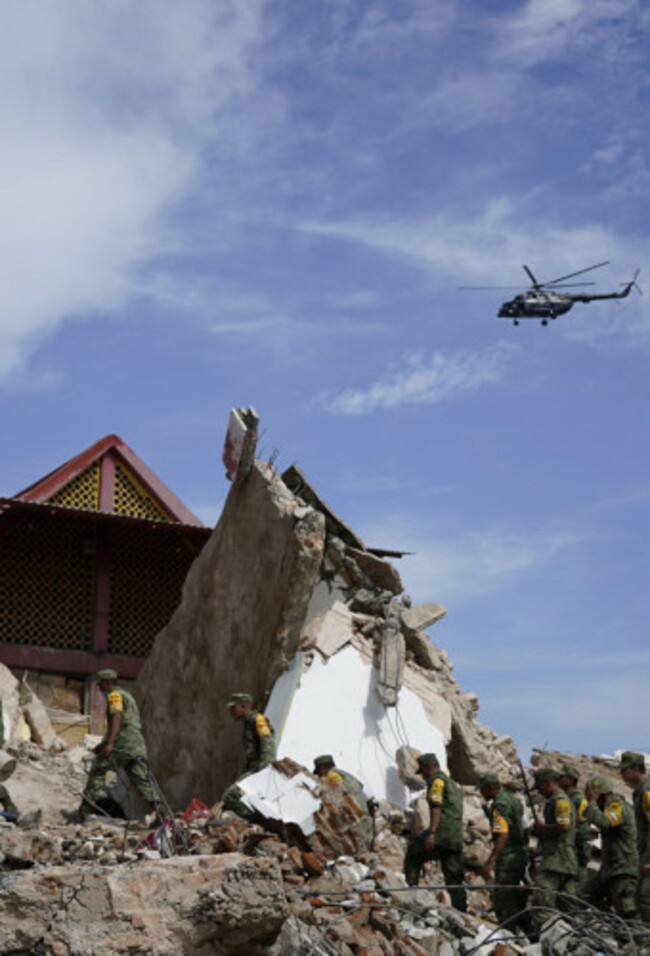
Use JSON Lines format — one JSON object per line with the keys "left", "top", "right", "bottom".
{"left": 313, "top": 754, "right": 335, "bottom": 770}
{"left": 97, "top": 668, "right": 118, "bottom": 681}
{"left": 559, "top": 763, "right": 579, "bottom": 782}
{"left": 227, "top": 692, "right": 253, "bottom": 709}
{"left": 620, "top": 751, "right": 646, "bottom": 772}
{"left": 478, "top": 771, "right": 500, "bottom": 788}
{"left": 589, "top": 775, "right": 613, "bottom": 794}
{"left": 533, "top": 767, "right": 558, "bottom": 788}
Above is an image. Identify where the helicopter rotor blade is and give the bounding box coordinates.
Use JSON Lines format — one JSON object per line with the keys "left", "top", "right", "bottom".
{"left": 523, "top": 265, "right": 539, "bottom": 287}
{"left": 459, "top": 281, "right": 596, "bottom": 291}
{"left": 544, "top": 260, "right": 610, "bottom": 286}
{"left": 546, "top": 282, "right": 595, "bottom": 288}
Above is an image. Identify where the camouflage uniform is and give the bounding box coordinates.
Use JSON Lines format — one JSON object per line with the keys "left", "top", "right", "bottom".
{"left": 0, "top": 697, "right": 18, "bottom": 821}
{"left": 322, "top": 764, "right": 374, "bottom": 850}
{"left": 569, "top": 788, "right": 593, "bottom": 878}
{"left": 632, "top": 775, "right": 650, "bottom": 922}
{"left": 404, "top": 766, "right": 467, "bottom": 911}
{"left": 241, "top": 711, "right": 276, "bottom": 774}
{"left": 81, "top": 686, "right": 154, "bottom": 816}
{"left": 487, "top": 788, "right": 528, "bottom": 929}
{"left": 581, "top": 788, "right": 638, "bottom": 920}
{"left": 0, "top": 783, "right": 19, "bottom": 821}
{"left": 222, "top": 710, "right": 276, "bottom": 819}
{"left": 531, "top": 785, "right": 578, "bottom": 934}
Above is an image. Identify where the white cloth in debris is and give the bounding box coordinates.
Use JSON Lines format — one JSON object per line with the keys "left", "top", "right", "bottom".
{"left": 238, "top": 767, "right": 321, "bottom": 835}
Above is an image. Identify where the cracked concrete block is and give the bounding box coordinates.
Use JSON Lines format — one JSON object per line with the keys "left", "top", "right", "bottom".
{"left": 135, "top": 462, "right": 325, "bottom": 809}
{"left": 346, "top": 546, "right": 403, "bottom": 594}
{"left": 0, "top": 664, "right": 21, "bottom": 746}
{"left": 401, "top": 604, "right": 447, "bottom": 633}
{"left": 21, "top": 684, "right": 59, "bottom": 749}
{"left": 302, "top": 601, "right": 354, "bottom": 658}
{"left": 0, "top": 854, "right": 288, "bottom": 955}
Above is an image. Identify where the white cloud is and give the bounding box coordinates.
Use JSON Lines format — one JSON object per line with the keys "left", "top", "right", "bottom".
{"left": 498, "top": 0, "right": 640, "bottom": 65}
{"left": 0, "top": 0, "right": 268, "bottom": 378}
{"left": 324, "top": 341, "right": 519, "bottom": 415}
{"left": 303, "top": 199, "right": 636, "bottom": 285}
{"left": 359, "top": 515, "right": 581, "bottom": 605}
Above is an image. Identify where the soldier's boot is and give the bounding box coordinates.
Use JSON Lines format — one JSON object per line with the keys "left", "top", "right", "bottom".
{"left": 61, "top": 799, "right": 93, "bottom": 824}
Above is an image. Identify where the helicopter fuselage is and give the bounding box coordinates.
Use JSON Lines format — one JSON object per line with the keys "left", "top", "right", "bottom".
{"left": 498, "top": 291, "right": 573, "bottom": 319}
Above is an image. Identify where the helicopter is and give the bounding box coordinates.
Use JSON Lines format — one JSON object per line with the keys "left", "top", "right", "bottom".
{"left": 461, "top": 261, "right": 641, "bottom": 326}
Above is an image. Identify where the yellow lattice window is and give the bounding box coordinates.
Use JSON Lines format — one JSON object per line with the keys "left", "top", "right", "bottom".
{"left": 0, "top": 513, "right": 95, "bottom": 650}
{"left": 114, "top": 464, "right": 171, "bottom": 522}
{"left": 50, "top": 463, "right": 100, "bottom": 512}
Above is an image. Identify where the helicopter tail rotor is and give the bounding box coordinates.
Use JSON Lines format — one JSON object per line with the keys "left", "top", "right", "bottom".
{"left": 619, "top": 269, "right": 642, "bottom": 298}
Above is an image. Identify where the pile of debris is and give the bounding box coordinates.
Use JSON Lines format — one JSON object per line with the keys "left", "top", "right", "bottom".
{"left": 134, "top": 450, "right": 521, "bottom": 814}
{"left": 2, "top": 732, "right": 647, "bottom": 955}
{"left": 1, "top": 418, "right": 646, "bottom": 954}
{"left": 0, "top": 751, "right": 517, "bottom": 955}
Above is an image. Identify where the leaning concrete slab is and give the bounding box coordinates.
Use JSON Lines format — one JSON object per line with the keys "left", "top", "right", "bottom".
{"left": 269, "top": 642, "right": 447, "bottom": 808}
{"left": 135, "top": 461, "right": 325, "bottom": 808}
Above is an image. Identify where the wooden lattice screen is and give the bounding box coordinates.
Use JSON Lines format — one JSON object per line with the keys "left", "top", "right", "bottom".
{"left": 0, "top": 512, "right": 95, "bottom": 650}
{"left": 114, "top": 464, "right": 171, "bottom": 521}
{"left": 107, "top": 524, "right": 195, "bottom": 657}
{"left": 50, "top": 463, "right": 100, "bottom": 511}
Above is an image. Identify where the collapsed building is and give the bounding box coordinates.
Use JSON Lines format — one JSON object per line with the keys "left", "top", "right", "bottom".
{"left": 135, "top": 408, "right": 519, "bottom": 810}
{"left": 4, "top": 409, "right": 639, "bottom": 954}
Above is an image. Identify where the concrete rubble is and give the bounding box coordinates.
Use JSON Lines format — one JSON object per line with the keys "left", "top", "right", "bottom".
{"left": 2, "top": 698, "right": 644, "bottom": 954}
{"left": 1, "top": 426, "right": 648, "bottom": 954}
{"left": 134, "top": 450, "right": 520, "bottom": 809}
{"left": 0, "top": 750, "right": 516, "bottom": 955}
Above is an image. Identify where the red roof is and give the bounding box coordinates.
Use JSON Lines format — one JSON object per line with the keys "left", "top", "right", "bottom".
{"left": 15, "top": 434, "right": 203, "bottom": 527}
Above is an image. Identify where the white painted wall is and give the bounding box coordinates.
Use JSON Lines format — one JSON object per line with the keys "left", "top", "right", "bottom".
{"left": 269, "top": 646, "right": 446, "bottom": 809}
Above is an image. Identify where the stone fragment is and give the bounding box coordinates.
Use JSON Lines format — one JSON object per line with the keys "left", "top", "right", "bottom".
{"left": 0, "top": 664, "right": 21, "bottom": 746}
{"left": 21, "top": 682, "right": 60, "bottom": 749}
{"left": 401, "top": 603, "right": 447, "bottom": 633}
{"left": 346, "top": 545, "right": 404, "bottom": 594}
{"left": 377, "top": 607, "right": 405, "bottom": 707}
{"left": 302, "top": 601, "right": 354, "bottom": 658}
{"left": 0, "top": 853, "right": 287, "bottom": 955}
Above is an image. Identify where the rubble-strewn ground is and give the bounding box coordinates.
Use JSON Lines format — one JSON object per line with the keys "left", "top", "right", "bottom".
{"left": 2, "top": 739, "right": 650, "bottom": 955}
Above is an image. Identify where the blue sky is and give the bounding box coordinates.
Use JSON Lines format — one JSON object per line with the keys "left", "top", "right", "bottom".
{"left": 1, "top": 1, "right": 648, "bottom": 760}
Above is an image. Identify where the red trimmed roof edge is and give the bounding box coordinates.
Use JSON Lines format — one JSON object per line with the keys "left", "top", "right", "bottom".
{"left": 14, "top": 434, "right": 204, "bottom": 527}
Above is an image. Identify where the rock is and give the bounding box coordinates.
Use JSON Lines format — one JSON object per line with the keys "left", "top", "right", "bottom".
{"left": 0, "top": 853, "right": 288, "bottom": 954}
{"left": 20, "top": 678, "right": 60, "bottom": 749}
{"left": 0, "top": 664, "right": 21, "bottom": 745}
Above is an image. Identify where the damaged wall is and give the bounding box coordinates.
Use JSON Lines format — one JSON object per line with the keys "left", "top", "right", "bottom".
{"left": 136, "top": 447, "right": 519, "bottom": 813}
{"left": 135, "top": 462, "right": 325, "bottom": 808}
{"left": 267, "top": 605, "right": 448, "bottom": 809}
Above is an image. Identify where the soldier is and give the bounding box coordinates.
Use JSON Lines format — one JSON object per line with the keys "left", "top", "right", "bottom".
{"left": 620, "top": 750, "right": 650, "bottom": 922}
{"left": 403, "top": 752, "right": 467, "bottom": 911}
{"left": 222, "top": 692, "right": 276, "bottom": 819}
{"left": 580, "top": 774, "right": 638, "bottom": 920}
{"left": 313, "top": 754, "right": 375, "bottom": 849}
{"left": 558, "top": 764, "right": 592, "bottom": 883}
{"left": 529, "top": 768, "right": 578, "bottom": 935}
{"left": 65, "top": 669, "right": 156, "bottom": 823}
{"left": 0, "top": 696, "right": 19, "bottom": 822}
{"left": 0, "top": 784, "right": 19, "bottom": 822}
{"left": 478, "top": 771, "right": 529, "bottom": 932}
